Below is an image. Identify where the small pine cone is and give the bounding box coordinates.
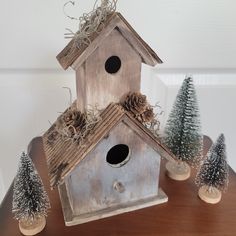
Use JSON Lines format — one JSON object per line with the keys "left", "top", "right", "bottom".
{"left": 74, "top": 112, "right": 86, "bottom": 132}
{"left": 123, "top": 92, "right": 147, "bottom": 116}
{"left": 138, "top": 107, "right": 155, "bottom": 124}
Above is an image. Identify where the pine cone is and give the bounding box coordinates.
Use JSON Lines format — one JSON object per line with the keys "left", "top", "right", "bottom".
{"left": 138, "top": 107, "right": 155, "bottom": 124}
{"left": 61, "top": 108, "right": 87, "bottom": 137}
{"left": 123, "top": 92, "right": 147, "bottom": 116}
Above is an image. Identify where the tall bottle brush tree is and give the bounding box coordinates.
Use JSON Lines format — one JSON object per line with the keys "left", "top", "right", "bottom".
{"left": 12, "top": 152, "right": 50, "bottom": 231}
{"left": 163, "top": 77, "right": 203, "bottom": 166}
{"left": 163, "top": 77, "right": 203, "bottom": 181}
{"left": 196, "top": 134, "right": 229, "bottom": 193}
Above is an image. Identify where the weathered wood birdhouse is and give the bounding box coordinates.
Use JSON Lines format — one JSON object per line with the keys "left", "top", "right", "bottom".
{"left": 43, "top": 12, "right": 173, "bottom": 226}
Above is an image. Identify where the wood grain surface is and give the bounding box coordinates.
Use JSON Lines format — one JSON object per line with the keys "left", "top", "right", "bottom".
{"left": 57, "top": 12, "right": 162, "bottom": 70}
{"left": 1, "top": 136, "right": 236, "bottom": 236}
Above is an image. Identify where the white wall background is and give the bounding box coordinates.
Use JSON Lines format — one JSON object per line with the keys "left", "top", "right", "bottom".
{"left": 0, "top": 0, "right": 236, "bottom": 203}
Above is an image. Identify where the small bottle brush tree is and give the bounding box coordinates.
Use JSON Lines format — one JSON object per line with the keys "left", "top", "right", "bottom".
{"left": 195, "top": 134, "right": 229, "bottom": 204}
{"left": 163, "top": 77, "right": 203, "bottom": 181}
{"left": 12, "top": 152, "right": 50, "bottom": 235}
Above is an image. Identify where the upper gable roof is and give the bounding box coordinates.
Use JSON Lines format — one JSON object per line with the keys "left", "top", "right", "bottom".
{"left": 43, "top": 103, "right": 175, "bottom": 188}
{"left": 57, "top": 12, "right": 163, "bottom": 70}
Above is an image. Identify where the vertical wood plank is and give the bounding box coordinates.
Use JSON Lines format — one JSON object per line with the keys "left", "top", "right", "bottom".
{"left": 76, "top": 64, "right": 87, "bottom": 112}
{"left": 76, "top": 28, "right": 142, "bottom": 110}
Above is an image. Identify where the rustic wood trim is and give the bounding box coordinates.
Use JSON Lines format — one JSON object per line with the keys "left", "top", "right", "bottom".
{"left": 58, "top": 183, "right": 74, "bottom": 223}
{"left": 123, "top": 112, "right": 176, "bottom": 162}
{"left": 116, "top": 13, "right": 163, "bottom": 66}
{"left": 58, "top": 188, "right": 167, "bottom": 226}
{"left": 57, "top": 13, "right": 162, "bottom": 70}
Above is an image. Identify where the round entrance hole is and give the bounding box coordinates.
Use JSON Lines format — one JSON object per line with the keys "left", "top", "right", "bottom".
{"left": 106, "top": 144, "right": 130, "bottom": 167}
{"left": 105, "top": 56, "right": 121, "bottom": 74}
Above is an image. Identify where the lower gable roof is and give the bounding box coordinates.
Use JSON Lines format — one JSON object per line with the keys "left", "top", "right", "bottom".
{"left": 43, "top": 103, "right": 175, "bottom": 188}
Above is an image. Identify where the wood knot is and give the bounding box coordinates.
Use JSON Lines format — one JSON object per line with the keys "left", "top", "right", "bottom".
{"left": 113, "top": 181, "right": 125, "bottom": 193}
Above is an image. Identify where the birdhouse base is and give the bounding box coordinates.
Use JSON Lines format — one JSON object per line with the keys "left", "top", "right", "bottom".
{"left": 19, "top": 216, "right": 46, "bottom": 236}
{"left": 59, "top": 185, "right": 168, "bottom": 226}
{"left": 166, "top": 161, "right": 191, "bottom": 181}
{"left": 198, "top": 185, "right": 222, "bottom": 204}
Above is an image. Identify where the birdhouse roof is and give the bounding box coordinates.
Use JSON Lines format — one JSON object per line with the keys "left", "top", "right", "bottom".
{"left": 43, "top": 103, "right": 175, "bottom": 188}
{"left": 57, "top": 12, "right": 163, "bottom": 70}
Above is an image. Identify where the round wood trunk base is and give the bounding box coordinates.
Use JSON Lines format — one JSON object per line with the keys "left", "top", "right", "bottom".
{"left": 198, "top": 186, "right": 222, "bottom": 204}
{"left": 166, "top": 161, "right": 191, "bottom": 181}
{"left": 19, "top": 217, "right": 46, "bottom": 236}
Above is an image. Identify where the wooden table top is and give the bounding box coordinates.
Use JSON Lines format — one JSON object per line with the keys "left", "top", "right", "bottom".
{"left": 1, "top": 136, "right": 236, "bottom": 236}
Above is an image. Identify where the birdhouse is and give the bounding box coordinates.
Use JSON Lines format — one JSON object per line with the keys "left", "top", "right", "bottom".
{"left": 43, "top": 12, "right": 172, "bottom": 226}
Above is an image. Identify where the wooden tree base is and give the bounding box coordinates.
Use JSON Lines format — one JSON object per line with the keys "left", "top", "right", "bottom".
{"left": 166, "top": 161, "right": 191, "bottom": 181}
{"left": 19, "top": 217, "right": 46, "bottom": 236}
{"left": 198, "top": 186, "right": 222, "bottom": 204}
